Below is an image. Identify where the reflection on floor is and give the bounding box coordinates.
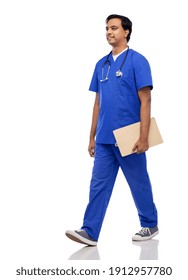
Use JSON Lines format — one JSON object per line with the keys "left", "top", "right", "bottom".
{"left": 132, "top": 239, "right": 159, "bottom": 260}
{"left": 68, "top": 239, "right": 159, "bottom": 260}
{"left": 68, "top": 246, "right": 100, "bottom": 260}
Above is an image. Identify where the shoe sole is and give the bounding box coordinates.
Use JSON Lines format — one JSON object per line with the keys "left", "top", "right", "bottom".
{"left": 65, "top": 230, "right": 97, "bottom": 246}
{"left": 132, "top": 230, "right": 159, "bottom": 241}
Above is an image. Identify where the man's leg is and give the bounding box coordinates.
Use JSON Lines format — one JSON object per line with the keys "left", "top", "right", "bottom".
{"left": 113, "top": 146, "right": 158, "bottom": 228}
{"left": 81, "top": 144, "right": 119, "bottom": 241}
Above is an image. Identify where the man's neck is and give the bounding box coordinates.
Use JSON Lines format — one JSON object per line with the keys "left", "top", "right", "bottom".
{"left": 112, "top": 44, "right": 128, "bottom": 55}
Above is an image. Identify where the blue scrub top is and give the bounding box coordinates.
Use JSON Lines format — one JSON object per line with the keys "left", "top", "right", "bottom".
{"left": 89, "top": 48, "right": 153, "bottom": 144}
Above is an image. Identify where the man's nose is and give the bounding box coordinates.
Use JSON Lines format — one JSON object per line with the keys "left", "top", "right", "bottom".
{"left": 107, "top": 29, "right": 112, "bottom": 35}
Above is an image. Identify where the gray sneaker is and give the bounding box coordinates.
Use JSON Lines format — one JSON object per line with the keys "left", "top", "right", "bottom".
{"left": 132, "top": 226, "right": 159, "bottom": 241}
{"left": 65, "top": 230, "right": 97, "bottom": 246}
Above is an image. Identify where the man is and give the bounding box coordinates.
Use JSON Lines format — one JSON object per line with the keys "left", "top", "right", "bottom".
{"left": 65, "top": 14, "right": 158, "bottom": 246}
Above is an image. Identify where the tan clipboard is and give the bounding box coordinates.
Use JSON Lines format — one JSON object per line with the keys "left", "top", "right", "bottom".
{"left": 113, "top": 117, "right": 163, "bottom": 157}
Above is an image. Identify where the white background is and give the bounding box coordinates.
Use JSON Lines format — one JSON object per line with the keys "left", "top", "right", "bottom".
{"left": 0, "top": 0, "right": 187, "bottom": 279}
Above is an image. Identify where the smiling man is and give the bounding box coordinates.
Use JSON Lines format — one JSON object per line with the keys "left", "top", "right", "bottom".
{"left": 65, "top": 14, "right": 159, "bottom": 246}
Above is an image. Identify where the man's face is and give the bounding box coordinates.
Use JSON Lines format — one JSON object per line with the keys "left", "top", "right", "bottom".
{"left": 106, "top": 18, "right": 128, "bottom": 47}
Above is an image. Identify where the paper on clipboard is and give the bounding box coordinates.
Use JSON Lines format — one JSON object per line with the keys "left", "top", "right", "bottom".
{"left": 113, "top": 117, "right": 163, "bottom": 157}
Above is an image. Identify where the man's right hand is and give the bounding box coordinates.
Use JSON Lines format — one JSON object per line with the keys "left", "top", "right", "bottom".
{"left": 88, "top": 139, "right": 95, "bottom": 157}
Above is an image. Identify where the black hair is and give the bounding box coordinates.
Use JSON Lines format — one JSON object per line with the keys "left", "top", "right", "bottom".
{"left": 106, "top": 14, "right": 132, "bottom": 42}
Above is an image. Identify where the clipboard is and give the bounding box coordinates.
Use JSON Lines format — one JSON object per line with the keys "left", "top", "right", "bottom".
{"left": 113, "top": 117, "right": 163, "bottom": 157}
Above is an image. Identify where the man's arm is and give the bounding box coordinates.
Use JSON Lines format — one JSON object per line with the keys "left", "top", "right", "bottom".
{"left": 132, "top": 86, "right": 151, "bottom": 154}
{"left": 88, "top": 93, "right": 100, "bottom": 157}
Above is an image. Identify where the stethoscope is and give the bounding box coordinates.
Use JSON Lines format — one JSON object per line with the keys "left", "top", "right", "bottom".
{"left": 100, "top": 46, "right": 129, "bottom": 83}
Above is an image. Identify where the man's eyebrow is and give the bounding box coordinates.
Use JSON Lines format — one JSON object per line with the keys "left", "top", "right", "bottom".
{"left": 106, "top": 25, "right": 118, "bottom": 29}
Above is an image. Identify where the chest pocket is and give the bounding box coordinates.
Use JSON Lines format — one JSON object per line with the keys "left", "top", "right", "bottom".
{"left": 117, "top": 76, "right": 134, "bottom": 95}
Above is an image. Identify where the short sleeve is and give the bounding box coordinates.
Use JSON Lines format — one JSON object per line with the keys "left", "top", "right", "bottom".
{"left": 89, "top": 64, "right": 99, "bottom": 93}
{"left": 132, "top": 53, "right": 153, "bottom": 90}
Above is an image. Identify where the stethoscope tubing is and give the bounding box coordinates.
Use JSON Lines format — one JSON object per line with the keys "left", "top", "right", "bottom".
{"left": 100, "top": 46, "right": 129, "bottom": 82}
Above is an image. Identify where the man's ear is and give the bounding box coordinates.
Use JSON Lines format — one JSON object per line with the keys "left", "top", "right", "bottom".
{"left": 124, "top": 30, "right": 129, "bottom": 38}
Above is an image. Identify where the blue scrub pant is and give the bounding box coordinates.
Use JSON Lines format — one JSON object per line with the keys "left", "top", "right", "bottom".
{"left": 81, "top": 144, "right": 158, "bottom": 241}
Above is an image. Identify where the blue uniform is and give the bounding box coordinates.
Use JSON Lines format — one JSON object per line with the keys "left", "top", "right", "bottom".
{"left": 81, "top": 48, "right": 158, "bottom": 241}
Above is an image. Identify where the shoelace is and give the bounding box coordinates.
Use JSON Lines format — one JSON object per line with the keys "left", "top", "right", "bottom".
{"left": 139, "top": 227, "right": 150, "bottom": 235}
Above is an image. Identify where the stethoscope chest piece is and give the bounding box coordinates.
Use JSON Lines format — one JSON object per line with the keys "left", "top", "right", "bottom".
{"left": 116, "top": 70, "right": 123, "bottom": 77}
